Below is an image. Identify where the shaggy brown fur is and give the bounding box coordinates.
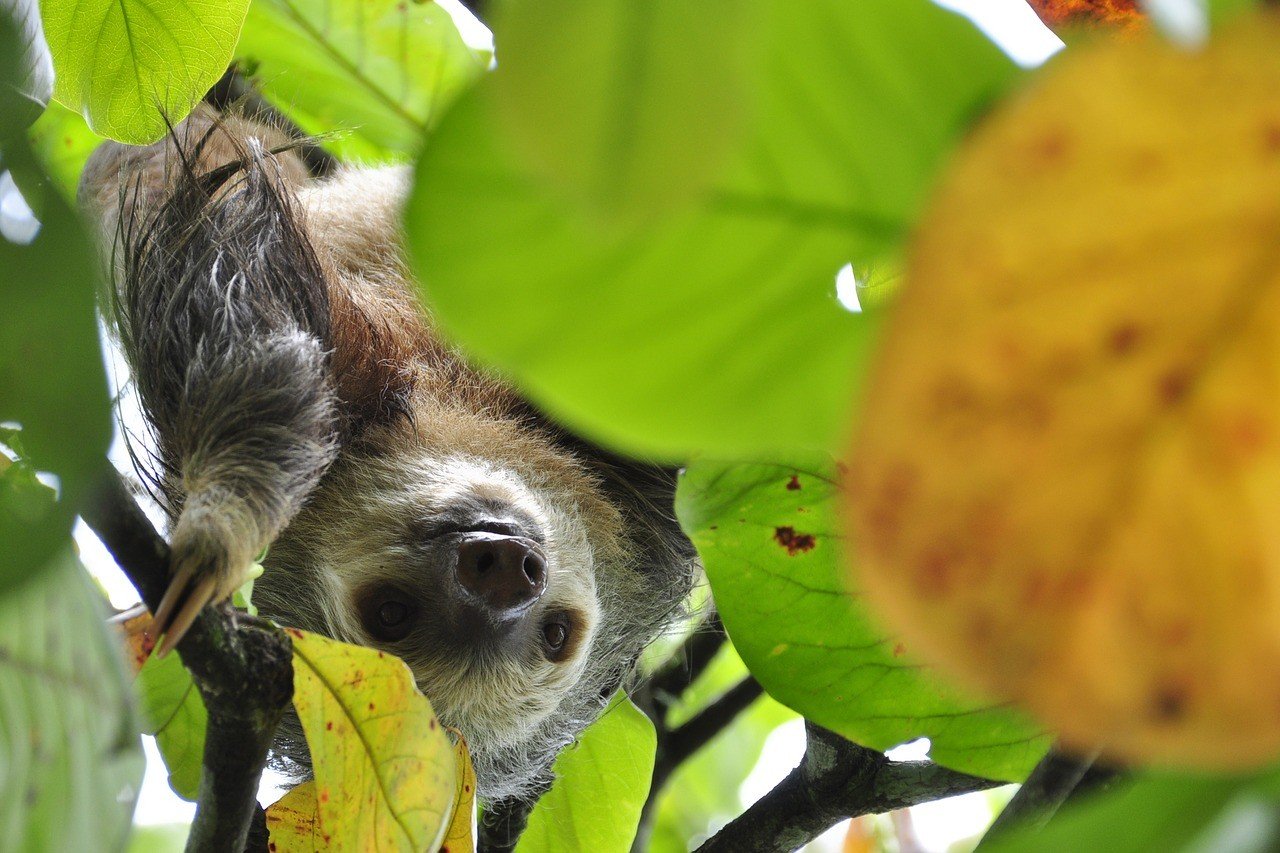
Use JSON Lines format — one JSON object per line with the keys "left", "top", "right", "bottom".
{"left": 81, "top": 108, "right": 697, "bottom": 802}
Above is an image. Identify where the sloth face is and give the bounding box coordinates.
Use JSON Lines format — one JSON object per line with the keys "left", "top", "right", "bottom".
{"left": 320, "top": 452, "right": 604, "bottom": 749}
{"left": 254, "top": 409, "right": 634, "bottom": 799}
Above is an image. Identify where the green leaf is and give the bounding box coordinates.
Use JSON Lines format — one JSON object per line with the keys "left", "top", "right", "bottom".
{"left": 40, "top": 0, "right": 250, "bottom": 144}
{"left": 0, "top": 552, "right": 144, "bottom": 851}
{"left": 493, "top": 0, "right": 753, "bottom": 216}
{"left": 408, "top": 0, "right": 1019, "bottom": 459}
{"left": 27, "top": 100, "right": 103, "bottom": 200}
{"left": 136, "top": 648, "right": 207, "bottom": 801}
{"left": 0, "top": 0, "right": 54, "bottom": 134}
{"left": 517, "top": 696, "right": 656, "bottom": 853}
{"left": 236, "top": 0, "right": 487, "bottom": 159}
{"left": 0, "top": 134, "right": 110, "bottom": 593}
{"left": 985, "top": 771, "right": 1280, "bottom": 853}
{"left": 126, "top": 823, "right": 191, "bottom": 853}
{"left": 677, "top": 458, "right": 1049, "bottom": 781}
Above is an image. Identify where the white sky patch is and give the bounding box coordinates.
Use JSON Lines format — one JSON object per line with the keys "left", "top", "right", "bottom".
{"left": 0, "top": 172, "right": 41, "bottom": 245}
{"left": 834, "top": 263, "right": 863, "bottom": 314}
{"left": 911, "top": 789, "right": 1011, "bottom": 852}
{"left": 885, "top": 736, "right": 932, "bottom": 763}
{"left": 437, "top": 0, "right": 495, "bottom": 55}
{"left": 1143, "top": 0, "right": 1210, "bottom": 48}
{"left": 937, "top": 0, "right": 1064, "bottom": 67}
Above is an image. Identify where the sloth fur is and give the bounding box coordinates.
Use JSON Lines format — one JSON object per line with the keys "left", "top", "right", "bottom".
{"left": 79, "top": 107, "right": 697, "bottom": 803}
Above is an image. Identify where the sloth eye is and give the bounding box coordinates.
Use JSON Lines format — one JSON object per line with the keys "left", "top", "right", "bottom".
{"left": 357, "top": 586, "right": 418, "bottom": 643}
{"left": 541, "top": 615, "right": 572, "bottom": 661}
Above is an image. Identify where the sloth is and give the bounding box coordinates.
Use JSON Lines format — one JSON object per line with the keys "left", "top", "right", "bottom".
{"left": 79, "top": 106, "right": 697, "bottom": 802}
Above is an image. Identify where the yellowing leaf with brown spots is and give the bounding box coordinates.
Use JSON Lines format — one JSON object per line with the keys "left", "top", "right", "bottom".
{"left": 847, "top": 16, "right": 1280, "bottom": 771}
{"left": 268, "top": 629, "right": 456, "bottom": 851}
{"left": 265, "top": 781, "right": 324, "bottom": 851}
{"left": 441, "top": 731, "right": 477, "bottom": 853}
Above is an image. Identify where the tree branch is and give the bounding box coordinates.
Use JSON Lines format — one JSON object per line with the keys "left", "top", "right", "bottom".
{"left": 655, "top": 676, "right": 764, "bottom": 793}
{"left": 977, "top": 747, "right": 1118, "bottom": 847}
{"left": 696, "top": 723, "right": 1004, "bottom": 853}
{"left": 82, "top": 470, "right": 294, "bottom": 853}
{"left": 648, "top": 613, "right": 727, "bottom": 715}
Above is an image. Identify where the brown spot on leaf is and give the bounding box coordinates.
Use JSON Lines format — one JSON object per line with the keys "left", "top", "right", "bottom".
{"left": 1264, "top": 122, "right": 1280, "bottom": 154}
{"left": 1158, "top": 369, "right": 1191, "bottom": 405}
{"left": 916, "top": 546, "right": 961, "bottom": 597}
{"left": 786, "top": 475, "right": 802, "bottom": 491}
{"left": 893, "top": 643, "right": 907, "bottom": 658}
{"left": 325, "top": 721, "right": 333, "bottom": 731}
{"left": 1107, "top": 322, "right": 1142, "bottom": 356}
{"left": 774, "top": 526, "right": 817, "bottom": 555}
{"left": 1152, "top": 685, "right": 1188, "bottom": 721}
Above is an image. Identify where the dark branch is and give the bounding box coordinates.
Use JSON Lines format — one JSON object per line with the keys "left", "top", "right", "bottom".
{"left": 82, "top": 470, "right": 294, "bottom": 853}
{"left": 977, "top": 748, "right": 1119, "bottom": 847}
{"left": 696, "top": 724, "right": 1004, "bottom": 853}
{"left": 655, "top": 676, "right": 764, "bottom": 793}
{"left": 648, "top": 613, "right": 727, "bottom": 714}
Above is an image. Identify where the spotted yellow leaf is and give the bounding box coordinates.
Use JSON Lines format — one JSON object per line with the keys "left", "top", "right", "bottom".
{"left": 268, "top": 629, "right": 455, "bottom": 851}
{"left": 265, "top": 781, "right": 324, "bottom": 851}
{"left": 848, "top": 15, "right": 1280, "bottom": 770}
{"left": 441, "top": 731, "right": 477, "bottom": 853}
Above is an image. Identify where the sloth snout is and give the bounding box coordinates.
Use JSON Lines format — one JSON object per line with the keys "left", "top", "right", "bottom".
{"left": 455, "top": 532, "right": 548, "bottom": 617}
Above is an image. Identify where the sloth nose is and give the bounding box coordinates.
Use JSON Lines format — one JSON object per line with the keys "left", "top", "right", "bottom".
{"left": 455, "top": 533, "right": 548, "bottom": 616}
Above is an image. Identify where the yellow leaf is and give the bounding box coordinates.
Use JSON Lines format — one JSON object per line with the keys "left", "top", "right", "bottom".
{"left": 847, "top": 15, "right": 1280, "bottom": 770}
{"left": 265, "top": 781, "right": 324, "bottom": 852}
{"left": 440, "top": 731, "right": 477, "bottom": 853}
{"left": 274, "top": 629, "right": 456, "bottom": 851}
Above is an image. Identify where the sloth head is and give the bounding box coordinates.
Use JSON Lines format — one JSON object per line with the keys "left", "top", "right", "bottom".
{"left": 256, "top": 399, "right": 696, "bottom": 802}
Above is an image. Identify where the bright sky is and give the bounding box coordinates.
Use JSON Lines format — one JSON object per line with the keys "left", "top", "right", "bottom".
{"left": 4, "top": 0, "right": 1069, "bottom": 845}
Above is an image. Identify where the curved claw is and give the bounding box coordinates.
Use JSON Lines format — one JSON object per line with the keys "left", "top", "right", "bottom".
{"left": 152, "top": 561, "right": 221, "bottom": 659}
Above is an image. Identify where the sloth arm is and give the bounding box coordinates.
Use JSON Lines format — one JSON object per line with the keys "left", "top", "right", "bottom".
{"left": 81, "top": 110, "right": 342, "bottom": 654}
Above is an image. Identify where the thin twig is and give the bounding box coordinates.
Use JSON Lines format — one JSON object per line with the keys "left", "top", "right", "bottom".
{"left": 655, "top": 677, "right": 765, "bottom": 793}
{"left": 82, "top": 470, "right": 294, "bottom": 853}
{"left": 697, "top": 724, "right": 1004, "bottom": 853}
{"left": 648, "top": 613, "right": 727, "bottom": 714}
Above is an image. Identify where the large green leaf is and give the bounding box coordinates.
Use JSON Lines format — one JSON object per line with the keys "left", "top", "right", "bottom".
{"left": 0, "top": 134, "right": 109, "bottom": 592}
{"left": 40, "top": 0, "right": 249, "bottom": 144}
{"left": 1, "top": 0, "right": 53, "bottom": 133}
{"left": 136, "top": 648, "right": 206, "bottom": 801}
{"left": 0, "top": 552, "right": 143, "bottom": 852}
{"left": 677, "top": 458, "right": 1049, "bottom": 781}
{"left": 236, "top": 0, "right": 487, "bottom": 160}
{"left": 985, "top": 771, "right": 1280, "bottom": 853}
{"left": 517, "top": 696, "right": 656, "bottom": 853}
{"left": 493, "top": 0, "right": 753, "bottom": 216}
{"left": 408, "top": 0, "right": 1019, "bottom": 459}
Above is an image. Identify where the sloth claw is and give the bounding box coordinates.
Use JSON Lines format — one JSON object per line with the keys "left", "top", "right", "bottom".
{"left": 151, "top": 561, "right": 221, "bottom": 659}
